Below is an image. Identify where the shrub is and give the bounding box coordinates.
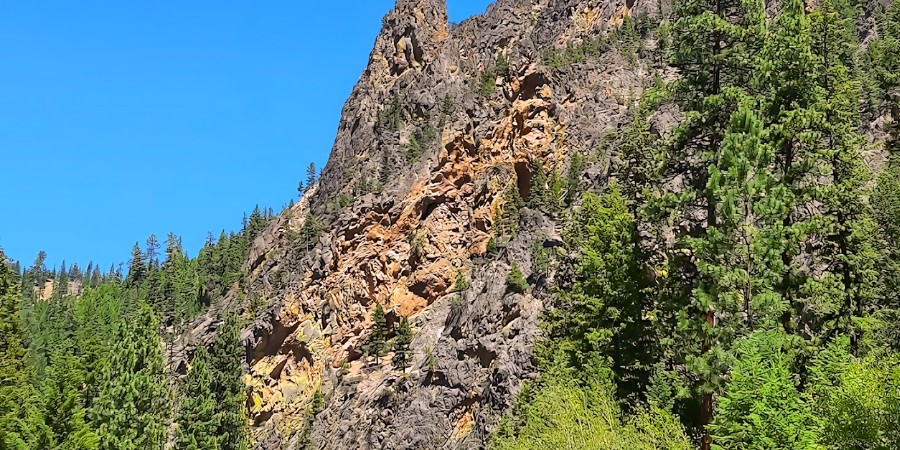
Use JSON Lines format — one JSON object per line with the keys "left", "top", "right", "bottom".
{"left": 452, "top": 270, "right": 471, "bottom": 292}
{"left": 506, "top": 262, "right": 529, "bottom": 294}
{"left": 490, "top": 370, "right": 691, "bottom": 450}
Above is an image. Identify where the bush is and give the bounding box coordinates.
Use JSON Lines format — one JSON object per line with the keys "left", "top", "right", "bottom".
{"left": 531, "top": 238, "right": 550, "bottom": 278}
{"left": 452, "top": 270, "right": 471, "bottom": 292}
{"left": 476, "top": 70, "right": 497, "bottom": 97}
{"left": 506, "top": 262, "right": 529, "bottom": 294}
{"left": 486, "top": 237, "right": 499, "bottom": 258}
{"left": 404, "top": 135, "right": 422, "bottom": 162}
{"left": 490, "top": 370, "right": 691, "bottom": 450}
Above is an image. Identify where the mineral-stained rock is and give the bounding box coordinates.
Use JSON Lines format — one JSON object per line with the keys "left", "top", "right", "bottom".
{"left": 169, "top": 0, "right": 671, "bottom": 448}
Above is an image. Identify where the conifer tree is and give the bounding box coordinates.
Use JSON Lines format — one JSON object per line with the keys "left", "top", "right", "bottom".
{"left": 528, "top": 161, "right": 549, "bottom": 210}
{"left": 663, "top": 0, "right": 767, "bottom": 443}
{"left": 811, "top": 0, "right": 881, "bottom": 353}
{"left": 366, "top": 303, "right": 387, "bottom": 362}
{"left": 38, "top": 349, "right": 99, "bottom": 450}
{"left": 146, "top": 235, "right": 160, "bottom": 270}
{"left": 176, "top": 346, "right": 217, "bottom": 450}
{"left": 91, "top": 302, "right": 167, "bottom": 450}
{"left": 126, "top": 242, "right": 145, "bottom": 287}
{"left": 709, "top": 331, "right": 820, "bottom": 449}
{"left": 305, "top": 162, "right": 318, "bottom": 193}
{"left": 0, "top": 250, "right": 50, "bottom": 449}
{"left": 299, "top": 213, "right": 321, "bottom": 252}
{"left": 209, "top": 313, "right": 247, "bottom": 450}
{"left": 392, "top": 316, "right": 412, "bottom": 373}
{"left": 547, "top": 188, "right": 656, "bottom": 402}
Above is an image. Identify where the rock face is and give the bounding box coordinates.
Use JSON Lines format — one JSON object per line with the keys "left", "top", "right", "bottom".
{"left": 183, "top": 0, "right": 670, "bottom": 448}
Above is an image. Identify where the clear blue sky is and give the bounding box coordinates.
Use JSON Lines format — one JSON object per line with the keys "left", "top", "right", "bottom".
{"left": 0, "top": 1, "right": 493, "bottom": 271}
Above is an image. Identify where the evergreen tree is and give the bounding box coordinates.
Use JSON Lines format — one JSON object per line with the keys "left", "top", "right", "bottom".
{"left": 528, "top": 161, "right": 549, "bottom": 210}
{"left": 146, "top": 235, "right": 160, "bottom": 270}
{"left": 807, "top": 0, "right": 881, "bottom": 355}
{"left": 126, "top": 242, "right": 145, "bottom": 287}
{"left": 175, "top": 346, "right": 217, "bottom": 450}
{"left": 91, "top": 302, "right": 167, "bottom": 450}
{"left": 298, "top": 213, "right": 321, "bottom": 252}
{"left": 392, "top": 316, "right": 412, "bottom": 373}
{"left": 38, "top": 350, "right": 99, "bottom": 450}
{"left": 709, "top": 331, "right": 820, "bottom": 449}
{"left": 305, "top": 162, "right": 318, "bottom": 193}
{"left": 366, "top": 303, "right": 387, "bottom": 362}
{"left": 546, "top": 188, "right": 656, "bottom": 402}
{"left": 74, "top": 284, "right": 122, "bottom": 413}
{"left": 54, "top": 260, "right": 68, "bottom": 300}
{"left": 0, "top": 249, "right": 49, "bottom": 450}
{"left": 208, "top": 313, "right": 247, "bottom": 450}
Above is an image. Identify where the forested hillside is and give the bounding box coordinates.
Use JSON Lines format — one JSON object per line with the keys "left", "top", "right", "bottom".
{"left": 4, "top": 0, "right": 900, "bottom": 449}
{"left": 0, "top": 208, "right": 273, "bottom": 450}
{"left": 494, "top": 0, "right": 900, "bottom": 448}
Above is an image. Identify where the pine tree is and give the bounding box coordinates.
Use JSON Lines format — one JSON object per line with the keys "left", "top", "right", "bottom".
{"left": 209, "top": 313, "right": 247, "bottom": 450}
{"left": 366, "top": 303, "right": 387, "bottom": 362}
{"left": 299, "top": 213, "right": 321, "bottom": 252}
{"left": 663, "top": 0, "right": 767, "bottom": 443}
{"left": 176, "top": 346, "right": 217, "bottom": 450}
{"left": 74, "top": 284, "right": 122, "bottom": 413}
{"left": 38, "top": 349, "right": 99, "bottom": 450}
{"left": 55, "top": 260, "right": 68, "bottom": 300}
{"left": 392, "top": 316, "right": 412, "bottom": 373}
{"left": 91, "top": 302, "right": 167, "bottom": 450}
{"left": 709, "top": 331, "right": 820, "bottom": 449}
{"left": 0, "top": 249, "right": 50, "bottom": 449}
{"left": 146, "top": 235, "right": 160, "bottom": 270}
{"left": 126, "top": 242, "right": 145, "bottom": 287}
{"left": 528, "top": 161, "right": 549, "bottom": 209}
{"left": 305, "top": 162, "right": 318, "bottom": 193}
{"left": 546, "top": 188, "right": 656, "bottom": 402}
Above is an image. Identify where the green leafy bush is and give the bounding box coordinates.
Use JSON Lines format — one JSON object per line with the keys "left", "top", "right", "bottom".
{"left": 491, "top": 370, "right": 690, "bottom": 450}
{"left": 506, "top": 262, "right": 529, "bottom": 294}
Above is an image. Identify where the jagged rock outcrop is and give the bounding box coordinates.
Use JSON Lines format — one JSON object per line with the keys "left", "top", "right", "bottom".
{"left": 178, "top": 0, "right": 670, "bottom": 448}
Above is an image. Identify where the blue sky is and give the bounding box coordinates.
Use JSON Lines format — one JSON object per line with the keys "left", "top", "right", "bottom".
{"left": 0, "top": 1, "right": 493, "bottom": 270}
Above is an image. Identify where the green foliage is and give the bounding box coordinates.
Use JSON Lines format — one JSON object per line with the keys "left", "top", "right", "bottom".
{"left": 404, "top": 134, "right": 422, "bottom": 162}
{"left": 298, "top": 213, "right": 322, "bottom": 252}
{"left": 208, "top": 313, "right": 248, "bottom": 450}
{"left": 91, "top": 302, "right": 168, "bottom": 450}
{"left": 545, "top": 188, "right": 654, "bottom": 402}
{"left": 564, "top": 152, "right": 585, "bottom": 206}
{"left": 38, "top": 350, "right": 99, "bottom": 450}
{"left": 497, "top": 185, "right": 524, "bottom": 238}
{"left": 490, "top": 369, "right": 691, "bottom": 450}
{"left": 452, "top": 269, "right": 470, "bottom": 293}
{"left": 0, "top": 251, "right": 50, "bottom": 450}
{"left": 542, "top": 35, "right": 608, "bottom": 69}
{"left": 126, "top": 242, "right": 145, "bottom": 287}
{"left": 392, "top": 317, "right": 412, "bottom": 373}
{"left": 485, "top": 237, "right": 498, "bottom": 258}
{"left": 474, "top": 53, "right": 510, "bottom": 97}
{"left": 175, "top": 346, "right": 216, "bottom": 450}
{"left": 527, "top": 161, "right": 550, "bottom": 210}
{"left": 365, "top": 303, "right": 387, "bottom": 362}
{"left": 709, "top": 331, "right": 821, "bottom": 450}
{"left": 305, "top": 162, "right": 318, "bottom": 192}
{"left": 505, "top": 262, "right": 528, "bottom": 294}
{"left": 806, "top": 339, "right": 900, "bottom": 449}
{"left": 530, "top": 238, "right": 550, "bottom": 279}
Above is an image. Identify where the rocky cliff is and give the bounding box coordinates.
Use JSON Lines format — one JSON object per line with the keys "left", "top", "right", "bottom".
{"left": 180, "top": 0, "right": 671, "bottom": 448}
